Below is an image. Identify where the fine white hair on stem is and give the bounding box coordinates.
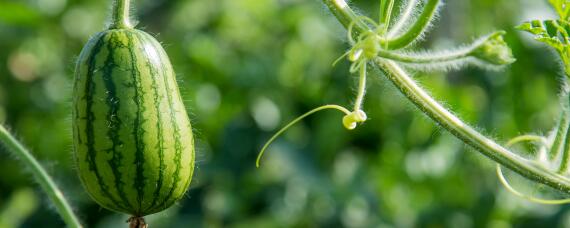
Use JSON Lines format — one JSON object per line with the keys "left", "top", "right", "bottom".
{"left": 380, "top": 47, "right": 471, "bottom": 64}
{"left": 391, "top": 57, "right": 483, "bottom": 72}
{"left": 388, "top": 0, "right": 419, "bottom": 37}
{"left": 379, "top": 51, "right": 508, "bottom": 72}
{"left": 407, "top": 0, "right": 442, "bottom": 47}
{"left": 383, "top": 0, "right": 444, "bottom": 50}
{"left": 377, "top": 32, "right": 514, "bottom": 72}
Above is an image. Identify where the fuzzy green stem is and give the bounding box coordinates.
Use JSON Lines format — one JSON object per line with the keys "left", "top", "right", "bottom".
{"left": 379, "top": 0, "right": 388, "bottom": 25}
{"left": 551, "top": 93, "right": 570, "bottom": 161}
{"left": 354, "top": 63, "right": 367, "bottom": 111}
{"left": 376, "top": 48, "right": 471, "bottom": 64}
{"left": 379, "top": 31, "right": 514, "bottom": 67}
{"left": 375, "top": 59, "right": 570, "bottom": 193}
{"left": 388, "top": 0, "right": 418, "bottom": 37}
{"left": 559, "top": 124, "right": 570, "bottom": 173}
{"left": 383, "top": 0, "right": 440, "bottom": 49}
{"left": 110, "top": 0, "right": 132, "bottom": 29}
{"left": 559, "top": 105, "right": 570, "bottom": 174}
{"left": 379, "top": 0, "right": 395, "bottom": 34}
{"left": 321, "top": 0, "right": 370, "bottom": 34}
{"left": 0, "top": 125, "right": 82, "bottom": 227}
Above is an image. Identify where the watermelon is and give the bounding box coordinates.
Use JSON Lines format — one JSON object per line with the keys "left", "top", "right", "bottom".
{"left": 72, "top": 27, "right": 194, "bottom": 216}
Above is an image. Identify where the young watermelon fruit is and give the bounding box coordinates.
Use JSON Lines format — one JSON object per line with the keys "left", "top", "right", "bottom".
{"left": 72, "top": 0, "right": 194, "bottom": 220}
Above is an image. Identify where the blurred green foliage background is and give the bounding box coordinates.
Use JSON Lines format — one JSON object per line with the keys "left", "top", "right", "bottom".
{"left": 0, "top": 0, "right": 569, "bottom": 227}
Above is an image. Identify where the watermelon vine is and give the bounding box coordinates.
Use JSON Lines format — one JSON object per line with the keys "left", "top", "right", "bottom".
{"left": 257, "top": 0, "right": 570, "bottom": 203}
{"left": 320, "top": 0, "right": 570, "bottom": 199}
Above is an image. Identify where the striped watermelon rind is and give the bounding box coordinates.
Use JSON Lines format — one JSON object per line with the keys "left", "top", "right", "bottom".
{"left": 72, "top": 28, "right": 194, "bottom": 216}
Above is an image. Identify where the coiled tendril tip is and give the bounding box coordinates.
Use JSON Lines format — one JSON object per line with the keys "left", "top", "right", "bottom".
{"left": 343, "top": 110, "right": 367, "bottom": 130}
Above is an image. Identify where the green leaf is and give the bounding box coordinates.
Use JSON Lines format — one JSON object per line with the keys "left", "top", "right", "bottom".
{"left": 517, "top": 20, "right": 570, "bottom": 50}
{"left": 549, "top": 0, "right": 570, "bottom": 20}
{"left": 517, "top": 20, "right": 570, "bottom": 76}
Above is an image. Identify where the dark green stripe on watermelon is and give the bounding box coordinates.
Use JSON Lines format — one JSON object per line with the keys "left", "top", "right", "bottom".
{"left": 72, "top": 28, "right": 195, "bottom": 216}
{"left": 140, "top": 31, "right": 183, "bottom": 214}
{"left": 132, "top": 31, "right": 167, "bottom": 213}
{"left": 76, "top": 31, "right": 131, "bottom": 212}
{"left": 101, "top": 32, "right": 136, "bottom": 211}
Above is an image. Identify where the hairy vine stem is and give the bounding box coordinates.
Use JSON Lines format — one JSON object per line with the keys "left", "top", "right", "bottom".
{"left": 376, "top": 59, "right": 570, "bottom": 193}
{"left": 110, "top": 0, "right": 132, "bottom": 29}
{"left": 0, "top": 125, "right": 82, "bottom": 227}
{"left": 322, "top": 0, "right": 570, "bottom": 193}
{"left": 549, "top": 105, "right": 569, "bottom": 162}
{"left": 354, "top": 63, "right": 367, "bottom": 111}
{"left": 376, "top": 48, "right": 471, "bottom": 64}
{"left": 379, "top": 0, "right": 395, "bottom": 34}
{"left": 388, "top": 0, "right": 418, "bottom": 38}
{"left": 382, "top": 0, "right": 440, "bottom": 49}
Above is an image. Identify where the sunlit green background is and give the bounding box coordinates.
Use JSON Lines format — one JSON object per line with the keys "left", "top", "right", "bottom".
{"left": 0, "top": 0, "right": 568, "bottom": 227}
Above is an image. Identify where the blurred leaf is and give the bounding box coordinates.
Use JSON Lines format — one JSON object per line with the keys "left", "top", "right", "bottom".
{"left": 0, "top": 2, "right": 41, "bottom": 26}
{"left": 517, "top": 19, "right": 570, "bottom": 75}
{"left": 0, "top": 188, "right": 38, "bottom": 228}
{"left": 549, "top": 0, "right": 570, "bottom": 19}
{"left": 517, "top": 20, "right": 570, "bottom": 50}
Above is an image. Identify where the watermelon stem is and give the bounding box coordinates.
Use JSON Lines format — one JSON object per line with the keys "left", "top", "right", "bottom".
{"left": 111, "top": 0, "right": 132, "bottom": 29}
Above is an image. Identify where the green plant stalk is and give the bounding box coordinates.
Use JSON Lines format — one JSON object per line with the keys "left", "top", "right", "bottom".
{"left": 374, "top": 59, "right": 570, "bottom": 193}
{"left": 384, "top": 0, "right": 440, "bottom": 49}
{"left": 110, "top": 0, "right": 132, "bottom": 29}
{"left": 548, "top": 92, "right": 570, "bottom": 161}
{"left": 322, "top": 0, "right": 440, "bottom": 50}
{"left": 379, "top": 0, "right": 395, "bottom": 34}
{"left": 388, "top": 0, "right": 418, "bottom": 37}
{"left": 558, "top": 93, "right": 570, "bottom": 173}
{"left": 376, "top": 48, "right": 471, "bottom": 64}
{"left": 0, "top": 125, "right": 82, "bottom": 227}
{"left": 322, "top": 0, "right": 570, "bottom": 194}
{"left": 321, "top": 0, "right": 369, "bottom": 35}
{"left": 354, "top": 63, "right": 367, "bottom": 111}
{"left": 549, "top": 106, "right": 569, "bottom": 161}
{"left": 559, "top": 119, "right": 570, "bottom": 173}
{"left": 379, "top": 0, "right": 388, "bottom": 25}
